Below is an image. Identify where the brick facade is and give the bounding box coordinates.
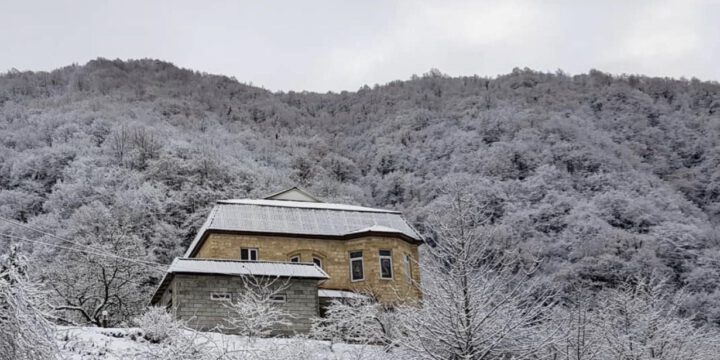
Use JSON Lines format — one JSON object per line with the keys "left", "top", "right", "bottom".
{"left": 194, "top": 233, "right": 422, "bottom": 304}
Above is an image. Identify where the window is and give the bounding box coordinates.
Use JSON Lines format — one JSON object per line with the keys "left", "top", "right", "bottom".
{"left": 269, "top": 294, "right": 286, "bottom": 303}
{"left": 404, "top": 254, "right": 413, "bottom": 283}
{"left": 312, "top": 256, "right": 323, "bottom": 269}
{"left": 210, "top": 292, "right": 232, "bottom": 301}
{"left": 289, "top": 255, "right": 300, "bottom": 263}
{"left": 240, "top": 248, "right": 258, "bottom": 261}
{"left": 350, "top": 251, "right": 364, "bottom": 281}
{"left": 379, "top": 250, "right": 393, "bottom": 279}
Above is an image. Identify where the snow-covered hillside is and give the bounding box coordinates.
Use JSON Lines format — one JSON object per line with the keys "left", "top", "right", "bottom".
{"left": 57, "top": 326, "right": 386, "bottom": 360}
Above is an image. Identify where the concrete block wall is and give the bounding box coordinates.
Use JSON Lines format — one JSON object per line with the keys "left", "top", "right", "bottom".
{"left": 172, "top": 274, "right": 319, "bottom": 335}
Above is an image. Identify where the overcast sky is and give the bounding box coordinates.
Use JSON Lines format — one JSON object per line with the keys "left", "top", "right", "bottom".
{"left": 1, "top": 0, "right": 719, "bottom": 92}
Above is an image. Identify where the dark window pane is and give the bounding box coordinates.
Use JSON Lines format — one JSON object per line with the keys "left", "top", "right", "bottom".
{"left": 351, "top": 259, "right": 364, "bottom": 280}
{"left": 381, "top": 258, "right": 393, "bottom": 278}
{"left": 379, "top": 250, "right": 391, "bottom": 256}
{"left": 350, "top": 251, "right": 362, "bottom": 259}
{"left": 290, "top": 256, "right": 299, "bottom": 263}
{"left": 250, "top": 250, "right": 257, "bottom": 261}
{"left": 313, "top": 257, "right": 322, "bottom": 268}
{"left": 241, "top": 249, "right": 248, "bottom": 260}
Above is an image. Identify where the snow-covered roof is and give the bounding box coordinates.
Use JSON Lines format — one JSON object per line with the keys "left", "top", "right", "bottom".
{"left": 150, "top": 258, "right": 328, "bottom": 305}
{"left": 318, "top": 289, "right": 369, "bottom": 299}
{"left": 216, "top": 199, "right": 400, "bottom": 213}
{"left": 183, "top": 198, "right": 422, "bottom": 257}
{"left": 347, "top": 225, "right": 406, "bottom": 234}
{"left": 169, "top": 258, "right": 329, "bottom": 279}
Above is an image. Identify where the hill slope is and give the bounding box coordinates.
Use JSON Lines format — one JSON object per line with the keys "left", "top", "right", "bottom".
{"left": 1, "top": 59, "right": 720, "bottom": 323}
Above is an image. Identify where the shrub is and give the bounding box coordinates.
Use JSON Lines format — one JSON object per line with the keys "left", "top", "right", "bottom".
{"left": 135, "top": 306, "right": 182, "bottom": 343}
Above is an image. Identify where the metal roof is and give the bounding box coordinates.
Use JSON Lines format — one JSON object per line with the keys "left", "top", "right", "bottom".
{"left": 183, "top": 199, "right": 422, "bottom": 257}
{"left": 169, "top": 258, "right": 329, "bottom": 279}
{"left": 216, "top": 199, "right": 400, "bottom": 213}
{"left": 150, "top": 258, "right": 328, "bottom": 305}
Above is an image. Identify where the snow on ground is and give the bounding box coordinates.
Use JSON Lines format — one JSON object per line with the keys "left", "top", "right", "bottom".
{"left": 57, "top": 326, "right": 388, "bottom": 359}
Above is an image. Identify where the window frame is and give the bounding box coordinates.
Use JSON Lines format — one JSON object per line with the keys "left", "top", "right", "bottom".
{"left": 312, "top": 256, "right": 323, "bottom": 269}
{"left": 379, "top": 250, "right": 394, "bottom": 280}
{"left": 404, "top": 254, "right": 413, "bottom": 283}
{"left": 269, "top": 294, "right": 287, "bottom": 304}
{"left": 240, "top": 248, "right": 259, "bottom": 261}
{"left": 349, "top": 251, "right": 365, "bottom": 282}
{"left": 289, "top": 255, "right": 300, "bottom": 263}
{"left": 210, "top": 292, "right": 232, "bottom": 301}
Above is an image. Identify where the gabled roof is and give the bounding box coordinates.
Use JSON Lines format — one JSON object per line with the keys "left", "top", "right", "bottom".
{"left": 150, "top": 258, "right": 328, "bottom": 305}
{"left": 183, "top": 197, "right": 422, "bottom": 257}
{"left": 264, "top": 187, "right": 322, "bottom": 202}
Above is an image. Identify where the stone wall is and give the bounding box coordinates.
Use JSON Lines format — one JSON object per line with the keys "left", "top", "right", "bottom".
{"left": 194, "top": 234, "right": 422, "bottom": 304}
{"left": 171, "top": 274, "right": 319, "bottom": 335}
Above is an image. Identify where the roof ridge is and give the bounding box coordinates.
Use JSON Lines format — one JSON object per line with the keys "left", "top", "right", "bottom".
{"left": 216, "top": 198, "right": 401, "bottom": 214}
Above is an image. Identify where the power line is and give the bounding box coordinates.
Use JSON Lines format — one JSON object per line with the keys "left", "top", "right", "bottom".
{"left": 0, "top": 214, "right": 166, "bottom": 269}
{"left": 0, "top": 214, "right": 127, "bottom": 257}
{"left": 0, "top": 233, "right": 166, "bottom": 273}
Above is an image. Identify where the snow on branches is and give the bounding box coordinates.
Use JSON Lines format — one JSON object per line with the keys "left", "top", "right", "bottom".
{"left": 0, "top": 245, "right": 57, "bottom": 360}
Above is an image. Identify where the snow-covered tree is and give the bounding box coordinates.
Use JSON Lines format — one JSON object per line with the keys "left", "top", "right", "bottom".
{"left": 222, "top": 275, "right": 293, "bottom": 338}
{"left": 593, "top": 278, "right": 717, "bottom": 360}
{"left": 43, "top": 202, "right": 153, "bottom": 326}
{"left": 0, "top": 246, "right": 57, "bottom": 360}
{"left": 395, "top": 191, "right": 557, "bottom": 360}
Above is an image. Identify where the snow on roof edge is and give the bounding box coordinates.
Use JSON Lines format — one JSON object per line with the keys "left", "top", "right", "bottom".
{"left": 216, "top": 199, "right": 401, "bottom": 214}
{"left": 169, "top": 257, "right": 330, "bottom": 279}
{"left": 182, "top": 205, "right": 219, "bottom": 258}
{"left": 318, "top": 289, "right": 369, "bottom": 299}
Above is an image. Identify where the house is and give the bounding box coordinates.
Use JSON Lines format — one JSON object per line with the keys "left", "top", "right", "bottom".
{"left": 151, "top": 187, "right": 422, "bottom": 334}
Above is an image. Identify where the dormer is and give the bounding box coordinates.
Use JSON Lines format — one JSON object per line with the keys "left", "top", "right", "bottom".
{"left": 263, "top": 186, "right": 322, "bottom": 203}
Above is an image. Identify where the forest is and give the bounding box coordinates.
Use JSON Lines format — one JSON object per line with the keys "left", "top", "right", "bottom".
{"left": 1, "top": 58, "right": 720, "bottom": 358}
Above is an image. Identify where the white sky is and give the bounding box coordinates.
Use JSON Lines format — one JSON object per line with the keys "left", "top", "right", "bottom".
{"left": 1, "top": 0, "right": 719, "bottom": 92}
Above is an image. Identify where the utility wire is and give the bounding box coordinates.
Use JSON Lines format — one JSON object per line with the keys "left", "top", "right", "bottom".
{"left": 0, "top": 233, "right": 166, "bottom": 273}
{"left": 0, "top": 214, "right": 129, "bottom": 256}
{"left": 0, "top": 214, "right": 166, "bottom": 269}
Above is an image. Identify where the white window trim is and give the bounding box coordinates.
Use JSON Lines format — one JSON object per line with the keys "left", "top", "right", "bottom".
{"left": 312, "top": 256, "right": 323, "bottom": 269}
{"left": 269, "top": 294, "right": 286, "bottom": 303}
{"left": 350, "top": 252, "right": 365, "bottom": 282}
{"left": 379, "top": 250, "right": 393, "bottom": 280}
{"left": 241, "top": 248, "right": 259, "bottom": 261}
{"left": 210, "top": 292, "right": 232, "bottom": 301}
{"left": 289, "top": 255, "right": 300, "bottom": 263}
{"left": 404, "top": 254, "right": 413, "bottom": 283}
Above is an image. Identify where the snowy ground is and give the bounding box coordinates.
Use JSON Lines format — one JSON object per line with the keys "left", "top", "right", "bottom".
{"left": 57, "top": 326, "right": 387, "bottom": 359}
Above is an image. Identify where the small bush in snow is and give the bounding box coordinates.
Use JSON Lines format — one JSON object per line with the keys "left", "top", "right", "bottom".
{"left": 311, "top": 298, "right": 396, "bottom": 351}
{"left": 135, "top": 306, "right": 181, "bottom": 343}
